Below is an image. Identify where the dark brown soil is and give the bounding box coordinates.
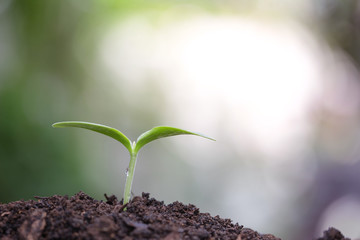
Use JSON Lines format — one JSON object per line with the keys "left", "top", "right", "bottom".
{"left": 0, "top": 192, "right": 349, "bottom": 240}
{"left": 316, "top": 228, "right": 351, "bottom": 240}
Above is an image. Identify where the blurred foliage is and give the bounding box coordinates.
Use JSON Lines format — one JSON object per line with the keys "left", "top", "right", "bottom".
{"left": 313, "top": 0, "right": 360, "bottom": 66}
{"left": 0, "top": 0, "right": 101, "bottom": 202}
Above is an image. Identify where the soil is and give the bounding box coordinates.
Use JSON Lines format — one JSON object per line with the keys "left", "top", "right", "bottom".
{"left": 0, "top": 192, "right": 350, "bottom": 240}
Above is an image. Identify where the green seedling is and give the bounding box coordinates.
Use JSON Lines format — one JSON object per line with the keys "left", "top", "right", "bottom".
{"left": 52, "top": 121, "right": 215, "bottom": 205}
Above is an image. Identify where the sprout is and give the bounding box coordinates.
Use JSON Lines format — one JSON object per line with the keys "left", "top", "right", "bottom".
{"left": 52, "top": 121, "right": 215, "bottom": 205}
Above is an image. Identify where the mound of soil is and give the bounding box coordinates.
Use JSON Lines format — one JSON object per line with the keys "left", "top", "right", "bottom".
{"left": 0, "top": 192, "right": 349, "bottom": 240}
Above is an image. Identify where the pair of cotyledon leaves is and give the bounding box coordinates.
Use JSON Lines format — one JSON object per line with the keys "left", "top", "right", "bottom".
{"left": 52, "top": 121, "right": 215, "bottom": 154}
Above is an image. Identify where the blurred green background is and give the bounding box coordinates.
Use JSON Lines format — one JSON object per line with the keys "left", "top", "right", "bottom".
{"left": 1, "top": 0, "right": 360, "bottom": 239}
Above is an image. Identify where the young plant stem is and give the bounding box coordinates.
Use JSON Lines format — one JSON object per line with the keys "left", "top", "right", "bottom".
{"left": 52, "top": 122, "right": 215, "bottom": 207}
{"left": 123, "top": 150, "right": 138, "bottom": 205}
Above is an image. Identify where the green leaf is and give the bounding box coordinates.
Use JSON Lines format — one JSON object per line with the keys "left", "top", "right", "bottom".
{"left": 52, "top": 121, "right": 133, "bottom": 153}
{"left": 134, "top": 126, "right": 215, "bottom": 153}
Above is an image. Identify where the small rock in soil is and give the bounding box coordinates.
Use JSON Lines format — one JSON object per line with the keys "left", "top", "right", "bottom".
{"left": 316, "top": 227, "right": 351, "bottom": 240}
